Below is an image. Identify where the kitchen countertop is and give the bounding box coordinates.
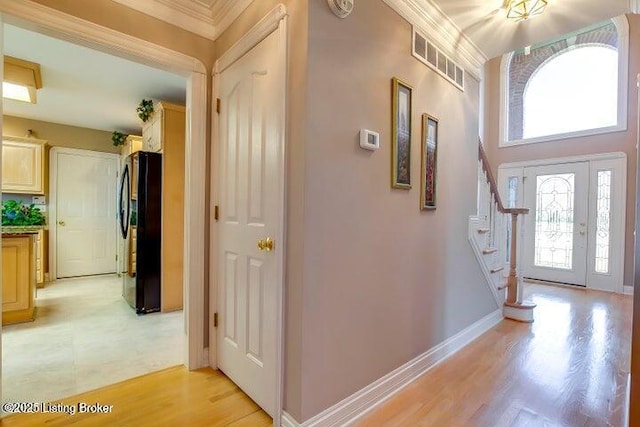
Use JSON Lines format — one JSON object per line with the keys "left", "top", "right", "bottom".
{"left": 2, "top": 225, "right": 47, "bottom": 235}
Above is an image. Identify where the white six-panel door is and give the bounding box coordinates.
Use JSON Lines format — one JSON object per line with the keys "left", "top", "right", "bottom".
{"left": 53, "top": 149, "right": 118, "bottom": 278}
{"left": 216, "top": 27, "right": 284, "bottom": 416}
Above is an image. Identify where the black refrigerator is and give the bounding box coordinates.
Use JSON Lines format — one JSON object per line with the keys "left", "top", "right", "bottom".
{"left": 119, "top": 151, "right": 162, "bottom": 314}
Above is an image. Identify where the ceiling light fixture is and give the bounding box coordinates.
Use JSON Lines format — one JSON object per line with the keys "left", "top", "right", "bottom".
{"left": 507, "top": 0, "right": 548, "bottom": 22}
{"left": 3, "top": 56, "right": 42, "bottom": 104}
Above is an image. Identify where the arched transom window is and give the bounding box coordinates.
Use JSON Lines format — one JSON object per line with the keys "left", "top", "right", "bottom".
{"left": 501, "top": 18, "right": 628, "bottom": 145}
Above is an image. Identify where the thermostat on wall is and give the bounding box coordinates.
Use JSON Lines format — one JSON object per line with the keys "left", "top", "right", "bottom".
{"left": 360, "top": 129, "right": 380, "bottom": 151}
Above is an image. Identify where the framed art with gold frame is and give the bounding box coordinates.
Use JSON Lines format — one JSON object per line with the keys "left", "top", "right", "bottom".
{"left": 391, "top": 77, "right": 412, "bottom": 189}
{"left": 421, "top": 113, "right": 438, "bottom": 209}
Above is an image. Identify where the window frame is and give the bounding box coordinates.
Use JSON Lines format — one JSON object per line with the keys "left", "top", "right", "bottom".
{"left": 498, "top": 16, "right": 629, "bottom": 148}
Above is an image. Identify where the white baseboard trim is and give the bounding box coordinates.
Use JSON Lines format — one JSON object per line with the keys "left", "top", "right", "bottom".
{"left": 624, "top": 373, "right": 631, "bottom": 427}
{"left": 624, "top": 285, "right": 634, "bottom": 295}
{"left": 281, "top": 412, "right": 300, "bottom": 427}
{"left": 282, "top": 309, "right": 503, "bottom": 427}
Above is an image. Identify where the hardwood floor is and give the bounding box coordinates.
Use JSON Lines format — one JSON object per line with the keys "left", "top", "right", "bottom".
{"left": 1, "top": 284, "right": 630, "bottom": 426}
{"left": 357, "top": 283, "right": 632, "bottom": 427}
{"left": 0, "top": 366, "right": 271, "bottom": 426}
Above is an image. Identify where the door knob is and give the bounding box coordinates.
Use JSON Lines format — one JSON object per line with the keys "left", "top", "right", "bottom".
{"left": 58, "top": 221, "right": 66, "bottom": 226}
{"left": 257, "top": 237, "right": 274, "bottom": 252}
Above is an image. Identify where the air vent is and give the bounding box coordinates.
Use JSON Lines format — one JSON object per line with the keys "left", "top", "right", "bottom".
{"left": 412, "top": 28, "right": 464, "bottom": 91}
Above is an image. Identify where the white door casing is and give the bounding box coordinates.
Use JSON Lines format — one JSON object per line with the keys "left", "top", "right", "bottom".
{"left": 500, "top": 153, "right": 626, "bottom": 292}
{"left": 213, "top": 6, "right": 287, "bottom": 419}
{"left": 0, "top": 0, "right": 208, "bottom": 371}
{"left": 50, "top": 148, "right": 119, "bottom": 279}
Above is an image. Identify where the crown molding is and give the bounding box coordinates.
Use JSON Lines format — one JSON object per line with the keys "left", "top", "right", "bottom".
{"left": 0, "top": 0, "right": 206, "bottom": 74}
{"left": 381, "top": 0, "right": 487, "bottom": 80}
{"left": 112, "top": 0, "right": 254, "bottom": 41}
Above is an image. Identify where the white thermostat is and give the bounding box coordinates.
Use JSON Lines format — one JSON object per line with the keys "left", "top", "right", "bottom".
{"left": 328, "top": 0, "right": 354, "bottom": 18}
{"left": 360, "top": 129, "right": 380, "bottom": 151}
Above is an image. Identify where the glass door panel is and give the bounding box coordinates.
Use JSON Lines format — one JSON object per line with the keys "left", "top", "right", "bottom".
{"left": 522, "top": 162, "right": 589, "bottom": 285}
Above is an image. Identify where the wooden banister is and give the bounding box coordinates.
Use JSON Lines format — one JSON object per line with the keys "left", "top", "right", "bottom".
{"left": 477, "top": 140, "right": 535, "bottom": 321}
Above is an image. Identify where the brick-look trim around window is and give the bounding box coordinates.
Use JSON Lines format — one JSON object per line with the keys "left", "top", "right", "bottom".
{"left": 507, "top": 23, "right": 618, "bottom": 141}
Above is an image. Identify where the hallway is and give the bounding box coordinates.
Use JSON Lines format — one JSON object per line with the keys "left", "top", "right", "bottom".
{"left": 1, "top": 283, "right": 630, "bottom": 426}
{"left": 358, "top": 284, "right": 632, "bottom": 426}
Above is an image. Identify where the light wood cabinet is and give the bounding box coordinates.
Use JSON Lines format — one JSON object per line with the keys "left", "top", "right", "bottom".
{"left": 120, "top": 135, "right": 143, "bottom": 158}
{"left": 142, "top": 108, "right": 164, "bottom": 153}
{"left": 35, "top": 229, "right": 44, "bottom": 286}
{"left": 145, "top": 102, "right": 186, "bottom": 312}
{"left": 2, "top": 136, "right": 46, "bottom": 194}
{"left": 2, "top": 234, "right": 35, "bottom": 325}
{"left": 129, "top": 226, "right": 137, "bottom": 277}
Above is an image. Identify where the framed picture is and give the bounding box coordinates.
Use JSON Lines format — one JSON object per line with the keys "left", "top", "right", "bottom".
{"left": 391, "top": 77, "right": 412, "bottom": 189}
{"left": 421, "top": 114, "right": 438, "bottom": 209}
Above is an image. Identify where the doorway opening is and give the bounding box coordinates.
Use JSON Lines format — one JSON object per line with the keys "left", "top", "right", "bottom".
{"left": 0, "top": 4, "right": 206, "bottom": 406}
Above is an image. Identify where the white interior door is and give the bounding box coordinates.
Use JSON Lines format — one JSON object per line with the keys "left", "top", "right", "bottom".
{"left": 522, "top": 162, "right": 590, "bottom": 285}
{"left": 216, "top": 28, "right": 284, "bottom": 416}
{"left": 54, "top": 149, "right": 118, "bottom": 278}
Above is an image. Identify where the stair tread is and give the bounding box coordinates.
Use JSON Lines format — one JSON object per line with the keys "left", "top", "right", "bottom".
{"left": 477, "top": 228, "right": 490, "bottom": 234}
{"left": 491, "top": 266, "right": 505, "bottom": 273}
{"left": 483, "top": 247, "right": 498, "bottom": 254}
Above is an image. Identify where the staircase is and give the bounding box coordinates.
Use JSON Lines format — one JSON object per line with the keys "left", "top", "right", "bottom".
{"left": 468, "top": 141, "right": 536, "bottom": 322}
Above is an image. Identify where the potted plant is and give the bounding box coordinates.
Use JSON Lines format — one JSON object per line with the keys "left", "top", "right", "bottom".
{"left": 137, "top": 99, "right": 154, "bottom": 122}
{"left": 2, "top": 200, "right": 46, "bottom": 226}
{"left": 112, "top": 131, "right": 129, "bottom": 147}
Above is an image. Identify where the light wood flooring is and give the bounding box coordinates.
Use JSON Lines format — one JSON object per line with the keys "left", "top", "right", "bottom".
{"left": 357, "top": 283, "right": 632, "bottom": 426}
{"left": 1, "top": 283, "right": 631, "bottom": 426}
{"left": 0, "top": 366, "right": 271, "bottom": 427}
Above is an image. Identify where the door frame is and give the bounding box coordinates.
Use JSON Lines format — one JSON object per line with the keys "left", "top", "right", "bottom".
{"left": 498, "top": 151, "right": 627, "bottom": 293}
{"left": 209, "top": 4, "right": 287, "bottom": 423}
{"left": 0, "top": 0, "right": 208, "bottom": 371}
{"left": 49, "top": 147, "right": 120, "bottom": 280}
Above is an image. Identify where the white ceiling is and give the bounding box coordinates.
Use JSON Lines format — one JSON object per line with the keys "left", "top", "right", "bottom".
{"left": 429, "top": 0, "right": 630, "bottom": 59}
{"left": 3, "top": 24, "right": 187, "bottom": 135}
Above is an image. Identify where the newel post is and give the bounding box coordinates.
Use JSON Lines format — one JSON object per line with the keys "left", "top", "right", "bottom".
{"left": 503, "top": 208, "right": 536, "bottom": 322}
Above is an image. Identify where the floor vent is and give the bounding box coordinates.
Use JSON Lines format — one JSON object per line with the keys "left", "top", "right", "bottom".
{"left": 412, "top": 28, "right": 464, "bottom": 91}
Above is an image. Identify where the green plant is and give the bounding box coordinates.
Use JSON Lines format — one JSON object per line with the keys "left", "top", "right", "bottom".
{"left": 112, "top": 131, "right": 129, "bottom": 147}
{"left": 2, "top": 200, "right": 45, "bottom": 226}
{"left": 137, "top": 99, "right": 154, "bottom": 122}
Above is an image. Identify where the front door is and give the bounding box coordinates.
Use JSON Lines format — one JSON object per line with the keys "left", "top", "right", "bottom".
{"left": 55, "top": 149, "right": 118, "bottom": 278}
{"left": 216, "top": 27, "right": 284, "bottom": 416}
{"left": 522, "top": 162, "right": 590, "bottom": 285}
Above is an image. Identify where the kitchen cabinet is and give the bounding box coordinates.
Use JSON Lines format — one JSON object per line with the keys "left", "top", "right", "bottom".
{"left": 2, "top": 234, "right": 35, "bottom": 325}
{"left": 142, "top": 102, "right": 185, "bottom": 312}
{"left": 129, "top": 226, "right": 137, "bottom": 276}
{"left": 142, "top": 102, "right": 181, "bottom": 153}
{"left": 35, "top": 229, "right": 44, "bottom": 286}
{"left": 120, "top": 135, "right": 143, "bottom": 158}
{"left": 2, "top": 136, "right": 46, "bottom": 194}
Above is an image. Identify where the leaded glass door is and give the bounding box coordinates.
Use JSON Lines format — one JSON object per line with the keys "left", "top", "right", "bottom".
{"left": 522, "top": 162, "right": 590, "bottom": 285}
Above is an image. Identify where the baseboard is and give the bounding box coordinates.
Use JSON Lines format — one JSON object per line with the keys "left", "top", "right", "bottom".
{"left": 624, "top": 373, "right": 631, "bottom": 427}
{"left": 624, "top": 285, "right": 634, "bottom": 295}
{"left": 284, "top": 309, "right": 503, "bottom": 427}
{"left": 203, "top": 347, "right": 209, "bottom": 366}
{"left": 281, "top": 412, "right": 301, "bottom": 427}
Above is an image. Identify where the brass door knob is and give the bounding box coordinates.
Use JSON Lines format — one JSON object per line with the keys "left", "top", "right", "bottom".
{"left": 58, "top": 221, "right": 66, "bottom": 226}
{"left": 257, "top": 237, "right": 274, "bottom": 252}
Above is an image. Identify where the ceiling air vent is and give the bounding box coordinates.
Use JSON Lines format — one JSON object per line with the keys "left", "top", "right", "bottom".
{"left": 412, "top": 28, "right": 464, "bottom": 91}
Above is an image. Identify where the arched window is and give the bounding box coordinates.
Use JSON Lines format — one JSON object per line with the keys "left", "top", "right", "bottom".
{"left": 500, "top": 18, "right": 628, "bottom": 146}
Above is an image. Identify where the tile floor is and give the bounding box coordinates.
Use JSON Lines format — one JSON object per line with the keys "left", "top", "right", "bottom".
{"left": 1, "top": 274, "right": 184, "bottom": 403}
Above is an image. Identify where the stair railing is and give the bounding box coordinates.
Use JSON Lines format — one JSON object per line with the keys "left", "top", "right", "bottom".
{"left": 478, "top": 141, "right": 535, "bottom": 319}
